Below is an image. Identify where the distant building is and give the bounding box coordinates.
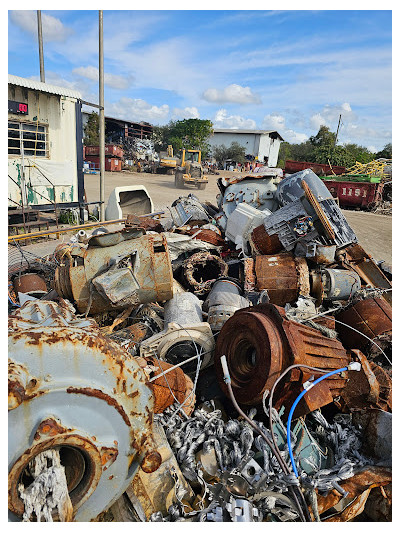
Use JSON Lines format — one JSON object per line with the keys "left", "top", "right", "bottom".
{"left": 8, "top": 74, "right": 84, "bottom": 210}
{"left": 208, "top": 128, "right": 284, "bottom": 167}
{"left": 82, "top": 111, "right": 153, "bottom": 144}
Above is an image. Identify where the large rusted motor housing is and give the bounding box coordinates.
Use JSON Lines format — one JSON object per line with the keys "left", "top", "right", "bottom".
{"left": 54, "top": 230, "right": 173, "bottom": 315}
{"left": 214, "top": 304, "right": 351, "bottom": 415}
{"left": 8, "top": 300, "right": 161, "bottom": 522}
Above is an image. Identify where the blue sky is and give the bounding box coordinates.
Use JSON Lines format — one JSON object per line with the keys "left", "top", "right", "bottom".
{"left": 8, "top": 9, "right": 392, "bottom": 151}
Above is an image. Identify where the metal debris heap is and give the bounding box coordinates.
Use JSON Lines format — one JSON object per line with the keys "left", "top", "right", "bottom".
{"left": 8, "top": 168, "right": 392, "bottom": 522}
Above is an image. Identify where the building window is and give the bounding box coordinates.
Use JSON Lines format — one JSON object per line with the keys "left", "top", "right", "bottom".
{"left": 8, "top": 121, "right": 49, "bottom": 157}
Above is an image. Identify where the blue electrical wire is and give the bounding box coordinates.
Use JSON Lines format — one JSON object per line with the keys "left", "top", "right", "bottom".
{"left": 8, "top": 295, "right": 20, "bottom": 307}
{"left": 286, "top": 366, "right": 349, "bottom": 478}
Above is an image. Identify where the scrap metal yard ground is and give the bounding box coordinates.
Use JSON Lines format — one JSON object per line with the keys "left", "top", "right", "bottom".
{"left": 84, "top": 170, "right": 392, "bottom": 265}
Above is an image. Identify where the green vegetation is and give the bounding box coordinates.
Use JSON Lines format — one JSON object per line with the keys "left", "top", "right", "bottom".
{"left": 212, "top": 142, "right": 246, "bottom": 166}
{"left": 277, "top": 125, "right": 378, "bottom": 169}
{"left": 83, "top": 112, "right": 99, "bottom": 146}
{"left": 152, "top": 118, "right": 213, "bottom": 156}
{"left": 376, "top": 143, "right": 392, "bottom": 159}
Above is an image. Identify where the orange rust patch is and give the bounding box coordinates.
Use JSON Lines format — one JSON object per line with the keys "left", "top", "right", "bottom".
{"left": 66, "top": 387, "right": 131, "bottom": 427}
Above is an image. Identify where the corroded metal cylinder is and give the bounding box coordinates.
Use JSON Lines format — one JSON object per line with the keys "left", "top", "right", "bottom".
{"left": 204, "top": 278, "right": 250, "bottom": 331}
{"left": 214, "top": 304, "right": 350, "bottom": 415}
{"left": 255, "top": 253, "right": 310, "bottom": 306}
{"left": 8, "top": 300, "right": 161, "bottom": 522}
{"left": 54, "top": 232, "right": 173, "bottom": 314}
{"left": 249, "top": 224, "right": 283, "bottom": 255}
{"left": 13, "top": 273, "right": 47, "bottom": 296}
{"left": 335, "top": 296, "right": 392, "bottom": 353}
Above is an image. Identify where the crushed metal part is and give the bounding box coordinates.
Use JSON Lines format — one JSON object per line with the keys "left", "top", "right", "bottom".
{"left": 182, "top": 251, "right": 228, "bottom": 296}
{"left": 18, "top": 449, "right": 73, "bottom": 522}
{"left": 54, "top": 233, "right": 174, "bottom": 314}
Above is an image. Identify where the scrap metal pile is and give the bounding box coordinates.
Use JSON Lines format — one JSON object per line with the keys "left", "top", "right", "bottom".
{"left": 8, "top": 168, "right": 392, "bottom": 522}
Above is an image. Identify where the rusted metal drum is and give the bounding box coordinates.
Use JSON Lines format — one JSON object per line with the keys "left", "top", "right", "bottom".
{"left": 335, "top": 296, "right": 392, "bottom": 351}
{"left": 13, "top": 273, "right": 47, "bottom": 295}
{"left": 255, "top": 253, "right": 310, "bottom": 306}
{"left": 250, "top": 224, "right": 283, "bottom": 255}
{"left": 214, "top": 304, "right": 350, "bottom": 415}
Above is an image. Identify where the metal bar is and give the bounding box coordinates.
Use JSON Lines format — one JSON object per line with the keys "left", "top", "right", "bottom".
{"left": 7, "top": 211, "right": 165, "bottom": 242}
{"left": 99, "top": 10, "right": 105, "bottom": 221}
{"left": 75, "top": 100, "right": 86, "bottom": 223}
{"left": 37, "top": 11, "right": 45, "bottom": 83}
{"left": 80, "top": 100, "right": 104, "bottom": 110}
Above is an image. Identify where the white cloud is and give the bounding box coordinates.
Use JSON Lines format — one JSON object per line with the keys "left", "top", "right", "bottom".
{"left": 203, "top": 84, "right": 261, "bottom": 104}
{"left": 172, "top": 107, "right": 200, "bottom": 119}
{"left": 72, "top": 66, "right": 131, "bottom": 90}
{"left": 262, "top": 113, "right": 308, "bottom": 143}
{"left": 310, "top": 102, "right": 355, "bottom": 131}
{"left": 213, "top": 109, "right": 256, "bottom": 129}
{"left": 9, "top": 10, "right": 72, "bottom": 42}
{"left": 309, "top": 113, "right": 327, "bottom": 131}
{"left": 106, "top": 97, "right": 169, "bottom": 123}
{"left": 262, "top": 113, "right": 285, "bottom": 131}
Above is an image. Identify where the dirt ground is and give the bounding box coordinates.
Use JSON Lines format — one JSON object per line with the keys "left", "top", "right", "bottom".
{"left": 83, "top": 170, "right": 392, "bottom": 265}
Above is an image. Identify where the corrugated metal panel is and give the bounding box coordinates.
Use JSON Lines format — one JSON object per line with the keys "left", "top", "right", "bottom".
{"left": 8, "top": 74, "right": 82, "bottom": 99}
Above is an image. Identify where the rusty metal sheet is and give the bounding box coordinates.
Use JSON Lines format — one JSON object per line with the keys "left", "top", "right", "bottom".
{"left": 317, "top": 467, "right": 392, "bottom": 521}
{"left": 125, "top": 214, "right": 164, "bottom": 232}
{"left": 243, "top": 257, "right": 256, "bottom": 292}
{"left": 335, "top": 296, "right": 392, "bottom": 351}
{"left": 136, "top": 356, "right": 195, "bottom": 416}
{"left": 339, "top": 351, "right": 391, "bottom": 412}
{"left": 13, "top": 273, "right": 47, "bottom": 295}
{"left": 338, "top": 243, "right": 392, "bottom": 305}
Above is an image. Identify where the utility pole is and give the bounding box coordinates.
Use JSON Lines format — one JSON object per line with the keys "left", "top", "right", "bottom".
{"left": 334, "top": 114, "right": 342, "bottom": 147}
{"left": 37, "top": 11, "right": 45, "bottom": 82}
{"left": 99, "top": 10, "right": 105, "bottom": 221}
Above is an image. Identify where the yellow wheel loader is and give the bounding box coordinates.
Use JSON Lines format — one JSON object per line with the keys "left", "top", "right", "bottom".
{"left": 157, "top": 145, "right": 178, "bottom": 175}
{"left": 174, "top": 149, "right": 208, "bottom": 190}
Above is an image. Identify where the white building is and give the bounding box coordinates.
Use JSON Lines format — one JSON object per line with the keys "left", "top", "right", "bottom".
{"left": 208, "top": 128, "right": 284, "bottom": 167}
{"left": 8, "top": 75, "right": 84, "bottom": 209}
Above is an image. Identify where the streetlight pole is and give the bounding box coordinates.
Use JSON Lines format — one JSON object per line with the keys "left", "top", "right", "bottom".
{"left": 99, "top": 10, "right": 105, "bottom": 221}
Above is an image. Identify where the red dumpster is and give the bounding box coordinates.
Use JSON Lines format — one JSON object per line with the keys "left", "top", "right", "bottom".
{"left": 84, "top": 145, "right": 124, "bottom": 159}
{"left": 323, "top": 180, "right": 384, "bottom": 209}
{"left": 285, "top": 160, "right": 346, "bottom": 176}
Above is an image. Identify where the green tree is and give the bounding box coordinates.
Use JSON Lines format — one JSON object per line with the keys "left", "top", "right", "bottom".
{"left": 152, "top": 118, "right": 214, "bottom": 156}
{"left": 212, "top": 141, "right": 246, "bottom": 166}
{"left": 376, "top": 143, "right": 392, "bottom": 159}
{"left": 169, "top": 118, "right": 214, "bottom": 153}
{"left": 83, "top": 112, "right": 99, "bottom": 146}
